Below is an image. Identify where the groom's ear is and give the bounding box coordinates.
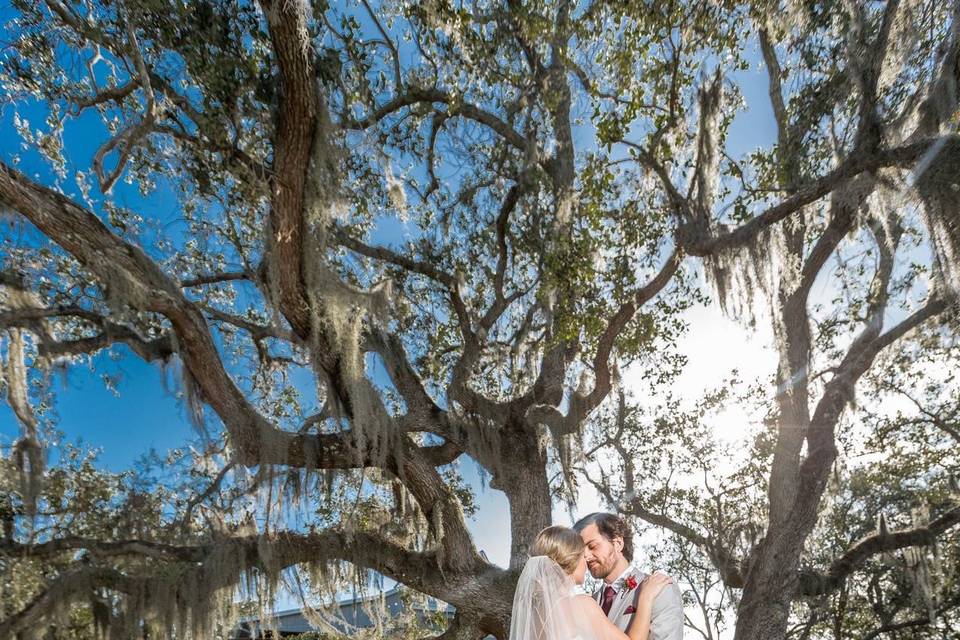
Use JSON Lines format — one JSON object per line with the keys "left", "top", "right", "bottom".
{"left": 612, "top": 536, "right": 624, "bottom": 553}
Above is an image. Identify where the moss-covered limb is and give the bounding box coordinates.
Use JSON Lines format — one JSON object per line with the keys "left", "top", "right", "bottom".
{"left": 0, "top": 282, "right": 174, "bottom": 363}
{"left": 0, "top": 529, "right": 507, "bottom": 639}
{"left": 683, "top": 136, "right": 941, "bottom": 259}
{"left": 0, "top": 536, "right": 206, "bottom": 562}
{"left": 0, "top": 566, "right": 133, "bottom": 638}
{"left": 799, "top": 503, "right": 960, "bottom": 597}
{"left": 0, "top": 161, "right": 296, "bottom": 467}
{"left": 380, "top": 438, "right": 480, "bottom": 572}
{"left": 364, "top": 328, "right": 498, "bottom": 470}
{"left": 0, "top": 163, "right": 440, "bottom": 482}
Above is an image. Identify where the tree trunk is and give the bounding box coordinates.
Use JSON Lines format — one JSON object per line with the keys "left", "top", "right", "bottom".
{"left": 733, "top": 532, "right": 804, "bottom": 640}
{"left": 506, "top": 467, "right": 552, "bottom": 569}
{"left": 491, "top": 429, "right": 553, "bottom": 570}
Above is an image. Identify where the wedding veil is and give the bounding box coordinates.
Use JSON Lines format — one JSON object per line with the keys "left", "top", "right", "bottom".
{"left": 508, "top": 556, "right": 591, "bottom": 640}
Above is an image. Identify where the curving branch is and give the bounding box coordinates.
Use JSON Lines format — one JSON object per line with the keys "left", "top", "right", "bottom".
{"left": 365, "top": 329, "right": 437, "bottom": 411}
{"left": 201, "top": 304, "right": 293, "bottom": 342}
{"left": 618, "top": 497, "right": 746, "bottom": 589}
{"left": 344, "top": 87, "right": 527, "bottom": 150}
{"left": 0, "top": 303, "right": 102, "bottom": 326}
{"left": 799, "top": 503, "right": 960, "bottom": 596}
{"left": 798, "top": 295, "right": 949, "bottom": 517}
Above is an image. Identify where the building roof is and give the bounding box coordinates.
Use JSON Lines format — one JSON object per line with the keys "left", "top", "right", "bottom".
{"left": 232, "top": 587, "right": 454, "bottom": 638}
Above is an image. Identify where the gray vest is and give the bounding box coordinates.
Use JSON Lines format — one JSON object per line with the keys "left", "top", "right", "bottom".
{"left": 593, "top": 566, "right": 685, "bottom": 639}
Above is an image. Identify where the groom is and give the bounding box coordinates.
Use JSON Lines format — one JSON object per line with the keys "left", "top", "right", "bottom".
{"left": 574, "top": 513, "right": 684, "bottom": 640}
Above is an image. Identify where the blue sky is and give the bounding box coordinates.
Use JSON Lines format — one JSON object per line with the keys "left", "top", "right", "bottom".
{"left": 0, "top": 0, "right": 779, "bottom": 583}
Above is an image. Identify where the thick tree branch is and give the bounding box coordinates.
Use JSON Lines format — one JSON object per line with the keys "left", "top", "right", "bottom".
{"left": 0, "top": 161, "right": 403, "bottom": 477}
{"left": 799, "top": 296, "right": 948, "bottom": 506}
{"left": 0, "top": 304, "right": 102, "bottom": 326}
{"left": 0, "top": 529, "right": 482, "bottom": 638}
{"left": 257, "top": 0, "right": 322, "bottom": 342}
{"left": 39, "top": 328, "right": 174, "bottom": 362}
{"left": 420, "top": 440, "right": 464, "bottom": 467}
{"left": 758, "top": 27, "right": 788, "bottom": 148}
{"left": 367, "top": 327, "right": 499, "bottom": 468}
{"left": 682, "top": 137, "right": 947, "bottom": 257}
{"left": 0, "top": 536, "right": 205, "bottom": 562}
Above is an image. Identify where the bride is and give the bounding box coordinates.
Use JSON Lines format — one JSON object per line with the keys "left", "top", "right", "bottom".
{"left": 509, "top": 526, "right": 672, "bottom": 640}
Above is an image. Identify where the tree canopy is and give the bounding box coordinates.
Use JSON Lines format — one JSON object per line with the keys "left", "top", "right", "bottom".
{"left": 1, "top": 0, "right": 959, "bottom": 638}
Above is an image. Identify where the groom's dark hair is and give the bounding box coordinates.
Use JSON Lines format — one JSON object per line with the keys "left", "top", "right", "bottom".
{"left": 573, "top": 512, "right": 634, "bottom": 562}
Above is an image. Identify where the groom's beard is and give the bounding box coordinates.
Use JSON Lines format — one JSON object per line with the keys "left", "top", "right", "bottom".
{"left": 587, "top": 554, "right": 618, "bottom": 580}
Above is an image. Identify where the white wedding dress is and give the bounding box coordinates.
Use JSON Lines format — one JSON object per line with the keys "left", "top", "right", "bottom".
{"left": 509, "top": 556, "right": 594, "bottom": 640}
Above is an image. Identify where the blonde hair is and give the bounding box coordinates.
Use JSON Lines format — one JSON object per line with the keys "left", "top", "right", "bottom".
{"left": 532, "top": 525, "right": 584, "bottom": 574}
